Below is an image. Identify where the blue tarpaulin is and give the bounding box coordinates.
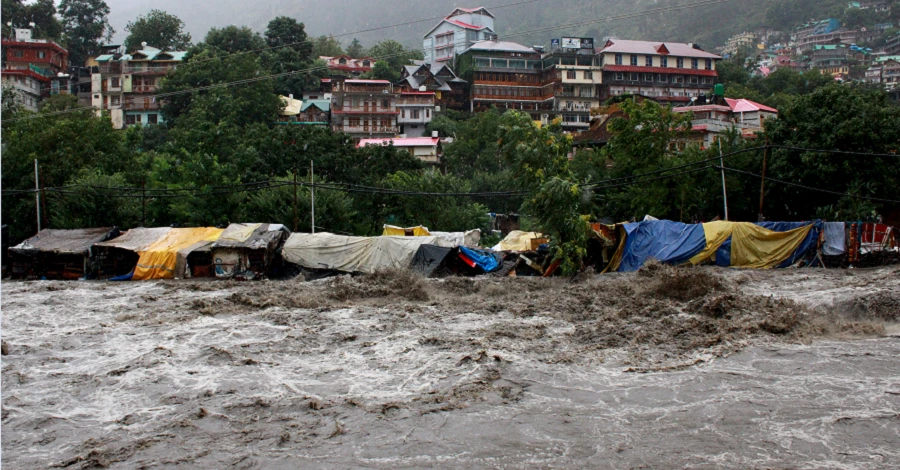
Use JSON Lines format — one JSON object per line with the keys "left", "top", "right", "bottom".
{"left": 618, "top": 221, "right": 707, "bottom": 272}
{"left": 458, "top": 246, "right": 502, "bottom": 273}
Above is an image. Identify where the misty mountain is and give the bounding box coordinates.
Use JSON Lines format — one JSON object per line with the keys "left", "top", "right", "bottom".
{"left": 104, "top": 0, "right": 842, "bottom": 52}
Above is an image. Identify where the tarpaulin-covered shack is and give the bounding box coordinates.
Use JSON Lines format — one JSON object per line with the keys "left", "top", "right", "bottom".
{"left": 8, "top": 228, "right": 120, "bottom": 279}
{"left": 210, "top": 223, "right": 290, "bottom": 279}
{"left": 282, "top": 233, "right": 455, "bottom": 274}
{"left": 94, "top": 227, "right": 224, "bottom": 280}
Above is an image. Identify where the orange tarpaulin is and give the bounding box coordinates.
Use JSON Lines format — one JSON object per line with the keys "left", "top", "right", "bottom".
{"left": 133, "top": 227, "right": 224, "bottom": 280}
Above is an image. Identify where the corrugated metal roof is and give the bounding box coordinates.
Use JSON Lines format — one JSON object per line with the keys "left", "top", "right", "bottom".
{"left": 726, "top": 98, "right": 778, "bottom": 114}
{"left": 301, "top": 99, "right": 330, "bottom": 112}
{"left": 598, "top": 39, "right": 721, "bottom": 59}
{"left": 10, "top": 228, "right": 119, "bottom": 255}
{"left": 357, "top": 137, "right": 439, "bottom": 148}
{"left": 465, "top": 40, "right": 537, "bottom": 54}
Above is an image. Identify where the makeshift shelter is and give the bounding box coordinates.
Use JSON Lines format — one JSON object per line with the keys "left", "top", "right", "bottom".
{"left": 410, "top": 244, "right": 455, "bottom": 277}
{"left": 492, "top": 231, "right": 547, "bottom": 251}
{"left": 281, "top": 233, "right": 455, "bottom": 274}
{"left": 210, "top": 223, "right": 290, "bottom": 279}
{"left": 94, "top": 227, "right": 224, "bottom": 280}
{"left": 430, "top": 230, "right": 482, "bottom": 247}
{"left": 607, "top": 220, "right": 823, "bottom": 272}
{"left": 8, "top": 228, "right": 120, "bottom": 279}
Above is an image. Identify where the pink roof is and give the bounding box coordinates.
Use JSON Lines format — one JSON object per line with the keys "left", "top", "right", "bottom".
{"left": 726, "top": 98, "right": 778, "bottom": 114}
{"left": 345, "top": 79, "right": 391, "bottom": 84}
{"left": 598, "top": 39, "right": 721, "bottom": 59}
{"left": 357, "top": 137, "right": 439, "bottom": 148}
{"left": 672, "top": 105, "right": 732, "bottom": 113}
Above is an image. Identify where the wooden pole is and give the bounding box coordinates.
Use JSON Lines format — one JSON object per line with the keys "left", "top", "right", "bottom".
{"left": 719, "top": 141, "right": 729, "bottom": 221}
{"left": 34, "top": 159, "right": 41, "bottom": 232}
{"left": 292, "top": 168, "right": 299, "bottom": 233}
{"left": 310, "top": 160, "right": 315, "bottom": 234}
{"left": 759, "top": 141, "right": 768, "bottom": 221}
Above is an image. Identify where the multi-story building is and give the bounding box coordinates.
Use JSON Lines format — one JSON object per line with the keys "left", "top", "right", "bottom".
{"left": 673, "top": 98, "right": 778, "bottom": 149}
{"left": 810, "top": 44, "right": 851, "bottom": 77}
{"left": 722, "top": 32, "right": 756, "bottom": 56}
{"left": 423, "top": 7, "right": 496, "bottom": 63}
{"left": 865, "top": 63, "right": 884, "bottom": 84}
{"left": 457, "top": 40, "right": 554, "bottom": 118}
{"left": 595, "top": 39, "right": 721, "bottom": 104}
{"left": 1, "top": 28, "right": 69, "bottom": 111}
{"left": 791, "top": 19, "right": 841, "bottom": 43}
{"left": 882, "top": 59, "right": 900, "bottom": 91}
{"left": 357, "top": 136, "right": 442, "bottom": 164}
{"left": 320, "top": 55, "right": 376, "bottom": 76}
{"left": 396, "top": 91, "right": 435, "bottom": 137}
{"left": 796, "top": 30, "right": 858, "bottom": 55}
{"left": 397, "top": 62, "right": 468, "bottom": 111}
{"left": 92, "top": 45, "right": 186, "bottom": 128}
{"left": 330, "top": 78, "right": 399, "bottom": 139}
{"left": 886, "top": 34, "right": 900, "bottom": 55}
{"left": 543, "top": 41, "right": 601, "bottom": 131}
{"left": 848, "top": 0, "right": 891, "bottom": 12}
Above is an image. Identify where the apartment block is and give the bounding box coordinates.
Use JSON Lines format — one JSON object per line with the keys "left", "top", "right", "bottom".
{"left": 1, "top": 28, "right": 70, "bottom": 111}
{"left": 423, "top": 7, "right": 496, "bottom": 63}
{"left": 330, "top": 78, "right": 399, "bottom": 139}
{"left": 543, "top": 41, "right": 602, "bottom": 131}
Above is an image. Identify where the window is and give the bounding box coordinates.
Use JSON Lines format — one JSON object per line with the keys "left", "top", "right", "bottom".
{"left": 644, "top": 73, "right": 654, "bottom": 82}
{"left": 135, "top": 114, "right": 142, "bottom": 123}
{"left": 677, "top": 58, "right": 684, "bottom": 68}
{"left": 691, "top": 58, "right": 699, "bottom": 69}
{"left": 363, "top": 60, "right": 370, "bottom": 67}
{"left": 111, "top": 77, "right": 120, "bottom": 87}
{"left": 147, "top": 114, "right": 158, "bottom": 124}
{"left": 509, "top": 60, "right": 525, "bottom": 69}
{"left": 705, "top": 59, "right": 712, "bottom": 70}
{"left": 37, "top": 51, "right": 46, "bottom": 59}
{"left": 111, "top": 96, "right": 120, "bottom": 105}
{"left": 689, "top": 76, "right": 699, "bottom": 84}
{"left": 661, "top": 57, "right": 668, "bottom": 68}
{"left": 585, "top": 71, "right": 593, "bottom": 79}
{"left": 14, "top": 50, "right": 23, "bottom": 58}
{"left": 382, "top": 99, "right": 389, "bottom": 108}
{"left": 475, "top": 58, "right": 490, "bottom": 68}
{"left": 567, "top": 70, "right": 577, "bottom": 79}
{"left": 673, "top": 75, "right": 684, "bottom": 83}
{"left": 657, "top": 74, "right": 668, "bottom": 83}
{"left": 338, "top": 58, "right": 347, "bottom": 64}
{"left": 630, "top": 55, "right": 638, "bottom": 66}
{"left": 426, "top": 109, "right": 430, "bottom": 118}
{"left": 615, "top": 53, "right": 623, "bottom": 65}
{"left": 125, "top": 115, "right": 135, "bottom": 125}
{"left": 410, "top": 109, "right": 420, "bottom": 119}
{"left": 615, "top": 72, "right": 624, "bottom": 80}
{"left": 629, "top": 73, "right": 639, "bottom": 81}
{"left": 645, "top": 56, "right": 653, "bottom": 67}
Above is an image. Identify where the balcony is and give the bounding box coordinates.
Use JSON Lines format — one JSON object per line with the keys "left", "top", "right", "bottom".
{"left": 473, "top": 93, "right": 555, "bottom": 102}
{"left": 333, "top": 126, "right": 398, "bottom": 134}
{"left": 397, "top": 98, "right": 435, "bottom": 106}
{"left": 131, "top": 85, "right": 158, "bottom": 93}
{"left": 332, "top": 107, "right": 399, "bottom": 115}
{"left": 334, "top": 84, "right": 392, "bottom": 94}
{"left": 123, "top": 100, "right": 161, "bottom": 111}
{"left": 124, "top": 65, "right": 174, "bottom": 75}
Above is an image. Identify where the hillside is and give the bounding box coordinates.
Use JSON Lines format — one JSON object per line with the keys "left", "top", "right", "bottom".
{"left": 105, "top": 0, "right": 861, "bottom": 52}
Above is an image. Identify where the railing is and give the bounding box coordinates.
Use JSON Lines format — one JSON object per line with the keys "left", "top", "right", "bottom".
{"left": 98, "top": 64, "right": 122, "bottom": 74}
{"left": 473, "top": 93, "right": 555, "bottom": 101}
{"left": 332, "top": 107, "right": 399, "bottom": 115}
{"left": 397, "top": 98, "right": 434, "bottom": 106}
{"left": 124, "top": 65, "right": 174, "bottom": 74}
{"left": 131, "top": 85, "right": 158, "bottom": 93}
{"left": 124, "top": 101, "right": 161, "bottom": 111}
{"left": 334, "top": 84, "right": 392, "bottom": 94}
{"left": 28, "top": 64, "right": 54, "bottom": 78}
{"left": 333, "top": 126, "right": 398, "bottom": 134}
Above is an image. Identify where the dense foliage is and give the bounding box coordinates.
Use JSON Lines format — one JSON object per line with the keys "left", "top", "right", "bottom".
{"left": 124, "top": 9, "right": 192, "bottom": 51}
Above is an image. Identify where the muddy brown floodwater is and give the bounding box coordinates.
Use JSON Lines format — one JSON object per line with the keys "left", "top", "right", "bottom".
{"left": 2, "top": 265, "right": 899, "bottom": 469}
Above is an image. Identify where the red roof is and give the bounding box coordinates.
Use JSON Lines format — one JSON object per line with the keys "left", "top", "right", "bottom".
{"left": 447, "top": 19, "right": 485, "bottom": 30}
{"left": 357, "top": 137, "right": 439, "bottom": 148}
{"left": 401, "top": 91, "right": 436, "bottom": 95}
{"left": 598, "top": 39, "right": 721, "bottom": 59}
{"left": 346, "top": 79, "right": 391, "bottom": 84}
{"left": 604, "top": 65, "right": 718, "bottom": 77}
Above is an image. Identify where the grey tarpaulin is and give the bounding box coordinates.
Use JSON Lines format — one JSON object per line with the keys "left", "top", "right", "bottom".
{"left": 410, "top": 244, "right": 454, "bottom": 277}
{"left": 823, "top": 222, "right": 846, "bottom": 256}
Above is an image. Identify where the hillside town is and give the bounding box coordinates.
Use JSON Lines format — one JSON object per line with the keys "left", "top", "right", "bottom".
{"left": 3, "top": 4, "right": 899, "bottom": 159}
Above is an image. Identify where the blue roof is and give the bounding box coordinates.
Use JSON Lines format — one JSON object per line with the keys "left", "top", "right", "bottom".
{"left": 301, "top": 100, "right": 330, "bottom": 112}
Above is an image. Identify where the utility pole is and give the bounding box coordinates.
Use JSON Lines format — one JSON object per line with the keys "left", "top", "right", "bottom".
{"left": 719, "top": 141, "right": 729, "bottom": 221}
{"left": 34, "top": 159, "right": 41, "bottom": 232}
{"left": 758, "top": 140, "right": 768, "bottom": 222}
{"left": 141, "top": 179, "right": 147, "bottom": 226}
{"left": 310, "top": 160, "right": 315, "bottom": 234}
{"left": 292, "top": 168, "right": 299, "bottom": 233}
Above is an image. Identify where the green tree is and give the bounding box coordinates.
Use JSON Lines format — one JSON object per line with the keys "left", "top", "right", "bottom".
{"left": 345, "top": 38, "right": 366, "bottom": 57}
{"left": 203, "top": 25, "right": 265, "bottom": 53}
{"left": 239, "top": 175, "right": 357, "bottom": 234}
{"left": 380, "top": 169, "right": 490, "bottom": 231}
{"left": 1, "top": 0, "right": 63, "bottom": 41}
{"left": 366, "top": 39, "right": 422, "bottom": 76}
{"left": 59, "top": 0, "right": 114, "bottom": 67}
{"left": 311, "top": 35, "right": 343, "bottom": 58}
{"left": 263, "top": 17, "right": 315, "bottom": 95}
{"left": 124, "top": 10, "right": 192, "bottom": 52}
{"left": 368, "top": 60, "right": 399, "bottom": 82}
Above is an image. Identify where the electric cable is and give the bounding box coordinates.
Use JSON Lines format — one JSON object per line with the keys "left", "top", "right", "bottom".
{"left": 716, "top": 165, "right": 900, "bottom": 203}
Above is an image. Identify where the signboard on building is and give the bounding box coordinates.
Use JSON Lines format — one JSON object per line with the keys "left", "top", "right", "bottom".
{"left": 551, "top": 38, "right": 560, "bottom": 48}
{"left": 561, "top": 37, "right": 595, "bottom": 50}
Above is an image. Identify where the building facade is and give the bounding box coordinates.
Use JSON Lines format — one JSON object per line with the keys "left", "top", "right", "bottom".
{"left": 397, "top": 62, "right": 468, "bottom": 111}
{"left": 596, "top": 39, "right": 721, "bottom": 104}
{"left": 330, "top": 78, "right": 399, "bottom": 139}
{"left": 722, "top": 32, "right": 757, "bottom": 56}
{"left": 357, "top": 137, "right": 442, "bottom": 164}
{"left": 320, "top": 56, "right": 376, "bottom": 76}
{"left": 543, "top": 44, "right": 602, "bottom": 131}
{"left": 396, "top": 91, "right": 435, "bottom": 137}
{"left": 1, "top": 28, "right": 70, "bottom": 111}
{"left": 458, "top": 40, "right": 554, "bottom": 118}
{"left": 91, "top": 46, "right": 186, "bottom": 128}
{"left": 423, "top": 7, "right": 496, "bottom": 63}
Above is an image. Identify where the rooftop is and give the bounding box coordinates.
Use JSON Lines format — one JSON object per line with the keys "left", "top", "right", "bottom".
{"left": 465, "top": 40, "right": 538, "bottom": 54}
{"left": 598, "top": 39, "right": 721, "bottom": 59}
{"left": 357, "top": 137, "right": 440, "bottom": 148}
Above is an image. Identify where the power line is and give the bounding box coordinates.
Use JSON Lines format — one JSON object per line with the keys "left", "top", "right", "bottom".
{"left": 769, "top": 145, "right": 900, "bottom": 158}
{"left": 717, "top": 165, "right": 900, "bottom": 203}
{"left": 3, "top": 0, "right": 742, "bottom": 123}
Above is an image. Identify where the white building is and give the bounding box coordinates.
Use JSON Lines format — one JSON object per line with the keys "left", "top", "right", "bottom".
{"left": 396, "top": 91, "right": 435, "bottom": 137}
{"left": 423, "top": 7, "right": 496, "bottom": 64}
{"left": 357, "top": 136, "right": 442, "bottom": 164}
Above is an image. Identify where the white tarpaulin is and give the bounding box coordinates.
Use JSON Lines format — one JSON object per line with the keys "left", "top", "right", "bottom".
{"left": 429, "top": 229, "right": 482, "bottom": 248}
{"left": 281, "top": 233, "right": 455, "bottom": 274}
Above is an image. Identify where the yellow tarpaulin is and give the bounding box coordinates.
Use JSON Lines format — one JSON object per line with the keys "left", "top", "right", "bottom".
{"left": 731, "top": 223, "right": 813, "bottom": 269}
{"left": 495, "top": 231, "right": 544, "bottom": 251}
{"left": 217, "top": 223, "right": 261, "bottom": 243}
{"left": 133, "top": 227, "right": 224, "bottom": 280}
{"left": 689, "top": 221, "right": 814, "bottom": 269}
{"left": 382, "top": 225, "right": 431, "bottom": 236}
{"left": 689, "top": 221, "right": 735, "bottom": 265}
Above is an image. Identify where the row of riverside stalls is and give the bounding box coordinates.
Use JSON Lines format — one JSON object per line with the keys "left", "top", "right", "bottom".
{"left": 7, "top": 224, "right": 290, "bottom": 280}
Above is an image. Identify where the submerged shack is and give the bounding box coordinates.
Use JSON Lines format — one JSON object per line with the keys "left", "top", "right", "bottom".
{"left": 8, "top": 228, "right": 121, "bottom": 279}
{"left": 94, "top": 227, "right": 224, "bottom": 280}
{"left": 210, "top": 223, "right": 290, "bottom": 279}
{"left": 281, "top": 233, "right": 455, "bottom": 274}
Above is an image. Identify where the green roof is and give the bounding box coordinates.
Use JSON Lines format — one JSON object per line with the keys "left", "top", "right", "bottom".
{"left": 301, "top": 100, "right": 330, "bottom": 112}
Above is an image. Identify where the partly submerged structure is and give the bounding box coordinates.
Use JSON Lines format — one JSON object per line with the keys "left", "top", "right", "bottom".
{"left": 209, "top": 223, "right": 290, "bottom": 279}
{"left": 94, "top": 227, "right": 224, "bottom": 280}
{"left": 281, "top": 233, "right": 455, "bottom": 274}
{"left": 8, "top": 228, "right": 120, "bottom": 279}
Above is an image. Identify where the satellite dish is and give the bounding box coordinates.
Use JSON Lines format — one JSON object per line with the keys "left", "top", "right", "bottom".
{"left": 6, "top": 22, "right": 12, "bottom": 27}
{"left": 28, "top": 22, "right": 35, "bottom": 27}
{"left": 141, "top": 41, "right": 147, "bottom": 47}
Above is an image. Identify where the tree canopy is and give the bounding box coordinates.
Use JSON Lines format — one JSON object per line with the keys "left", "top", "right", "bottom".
{"left": 124, "top": 9, "right": 192, "bottom": 52}
{"left": 59, "top": 0, "right": 114, "bottom": 67}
